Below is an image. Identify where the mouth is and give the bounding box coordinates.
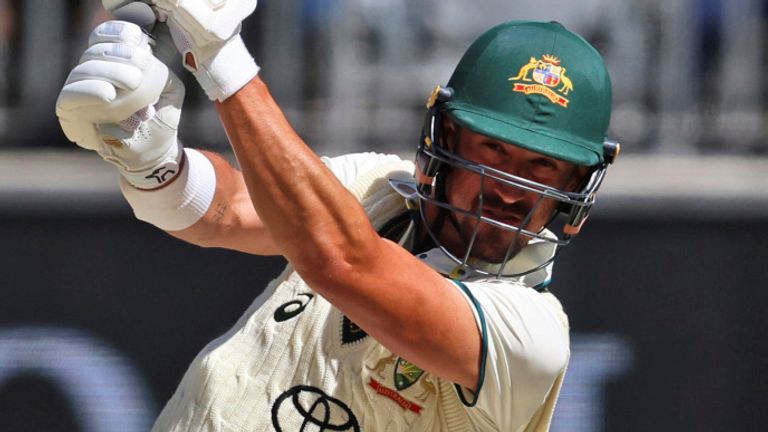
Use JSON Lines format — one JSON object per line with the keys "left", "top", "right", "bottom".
{"left": 480, "top": 206, "right": 526, "bottom": 227}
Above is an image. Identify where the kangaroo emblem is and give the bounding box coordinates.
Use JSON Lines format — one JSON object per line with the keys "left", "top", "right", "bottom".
{"left": 558, "top": 69, "right": 573, "bottom": 95}
{"left": 366, "top": 354, "right": 397, "bottom": 380}
{"left": 509, "top": 57, "right": 537, "bottom": 81}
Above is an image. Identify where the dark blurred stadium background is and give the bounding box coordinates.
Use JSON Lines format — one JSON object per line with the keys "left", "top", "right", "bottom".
{"left": 1, "top": 0, "right": 766, "bottom": 431}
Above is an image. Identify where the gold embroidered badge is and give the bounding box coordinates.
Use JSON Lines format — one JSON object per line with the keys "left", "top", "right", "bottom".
{"left": 509, "top": 54, "right": 573, "bottom": 108}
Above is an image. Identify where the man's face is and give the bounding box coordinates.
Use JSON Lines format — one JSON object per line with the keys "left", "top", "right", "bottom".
{"left": 427, "top": 124, "right": 587, "bottom": 263}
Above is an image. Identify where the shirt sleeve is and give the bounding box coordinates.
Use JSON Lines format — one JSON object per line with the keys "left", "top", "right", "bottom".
{"left": 452, "top": 280, "right": 570, "bottom": 430}
{"left": 320, "top": 152, "right": 404, "bottom": 187}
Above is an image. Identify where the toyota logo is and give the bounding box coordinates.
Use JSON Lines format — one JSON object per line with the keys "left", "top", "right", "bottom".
{"left": 272, "top": 385, "right": 360, "bottom": 431}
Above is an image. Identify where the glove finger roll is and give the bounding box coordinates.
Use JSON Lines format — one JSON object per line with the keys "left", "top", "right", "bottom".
{"left": 89, "top": 20, "right": 150, "bottom": 49}
{"left": 106, "top": 58, "right": 169, "bottom": 122}
{"left": 80, "top": 42, "right": 152, "bottom": 70}
{"left": 56, "top": 79, "right": 117, "bottom": 114}
{"left": 67, "top": 59, "right": 143, "bottom": 91}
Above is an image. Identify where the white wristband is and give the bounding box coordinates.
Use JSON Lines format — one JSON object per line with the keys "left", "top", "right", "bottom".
{"left": 193, "top": 35, "right": 260, "bottom": 102}
{"left": 120, "top": 148, "right": 216, "bottom": 231}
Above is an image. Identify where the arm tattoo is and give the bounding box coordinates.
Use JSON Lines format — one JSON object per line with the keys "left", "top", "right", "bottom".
{"left": 212, "top": 202, "right": 229, "bottom": 223}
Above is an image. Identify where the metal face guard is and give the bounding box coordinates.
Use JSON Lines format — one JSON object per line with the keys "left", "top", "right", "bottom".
{"left": 413, "top": 143, "right": 610, "bottom": 278}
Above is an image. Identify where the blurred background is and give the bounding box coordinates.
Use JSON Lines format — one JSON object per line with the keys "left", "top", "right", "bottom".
{"left": 0, "top": 0, "right": 766, "bottom": 430}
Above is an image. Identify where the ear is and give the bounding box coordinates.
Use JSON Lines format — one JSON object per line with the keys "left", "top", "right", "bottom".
{"left": 440, "top": 117, "right": 459, "bottom": 151}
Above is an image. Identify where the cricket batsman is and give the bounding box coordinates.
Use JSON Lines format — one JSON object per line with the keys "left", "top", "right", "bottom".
{"left": 55, "top": 1, "right": 618, "bottom": 430}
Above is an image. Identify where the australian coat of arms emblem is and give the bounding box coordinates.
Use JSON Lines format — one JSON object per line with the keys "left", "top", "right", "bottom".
{"left": 508, "top": 54, "right": 573, "bottom": 108}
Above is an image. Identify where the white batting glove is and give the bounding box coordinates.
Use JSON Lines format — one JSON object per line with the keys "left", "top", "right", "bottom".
{"left": 103, "top": 0, "right": 260, "bottom": 102}
{"left": 56, "top": 20, "right": 185, "bottom": 190}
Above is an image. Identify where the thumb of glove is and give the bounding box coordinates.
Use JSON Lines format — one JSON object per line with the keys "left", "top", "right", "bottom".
{"left": 97, "top": 68, "right": 186, "bottom": 189}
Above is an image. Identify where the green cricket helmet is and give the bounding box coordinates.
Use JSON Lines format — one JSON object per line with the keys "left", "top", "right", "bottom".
{"left": 413, "top": 20, "right": 620, "bottom": 278}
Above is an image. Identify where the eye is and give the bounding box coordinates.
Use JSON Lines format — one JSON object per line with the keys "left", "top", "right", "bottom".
{"left": 532, "top": 157, "right": 558, "bottom": 170}
{"left": 482, "top": 141, "right": 503, "bottom": 153}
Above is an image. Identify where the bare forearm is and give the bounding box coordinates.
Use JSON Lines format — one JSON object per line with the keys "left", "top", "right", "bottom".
{"left": 168, "top": 150, "right": 281, "bottom": 255}
{"left": 215, "top": 77, "right": 378, "bottom": 270}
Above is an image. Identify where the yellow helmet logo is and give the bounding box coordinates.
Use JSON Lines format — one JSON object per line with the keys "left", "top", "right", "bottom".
{"left": 508, "top": 54, "right": 573, "bottom": 107}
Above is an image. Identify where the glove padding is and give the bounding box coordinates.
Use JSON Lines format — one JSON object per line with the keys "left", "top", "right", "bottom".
{"left": 56, "top": 20, "right": 185, "bottom": 190}
{"left": 103, "top": 0, "right": 259, "bottom": 101}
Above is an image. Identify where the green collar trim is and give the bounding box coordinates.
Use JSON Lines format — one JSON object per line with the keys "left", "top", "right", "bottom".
{"left": 451, "top": 280, "right": 488, "bottom": 407}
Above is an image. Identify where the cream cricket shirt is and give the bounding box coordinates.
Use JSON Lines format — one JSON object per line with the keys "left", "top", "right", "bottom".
{"left": 152, "top": 153, "right": 570, "bottom": 432}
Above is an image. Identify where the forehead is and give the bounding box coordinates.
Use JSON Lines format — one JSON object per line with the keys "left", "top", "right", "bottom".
{"left": 457, "top": 126, "right": 551, "bottom": 159}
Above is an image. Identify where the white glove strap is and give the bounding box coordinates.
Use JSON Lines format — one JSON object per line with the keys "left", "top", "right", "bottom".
{"left": 192, "top": 35, "right": 259, "bottom": 102}
{"left": 120, "top": 148, "right": 216, "bottom": 231}
{"left": 109, "top": 133, "right": 183, "bottom": 190}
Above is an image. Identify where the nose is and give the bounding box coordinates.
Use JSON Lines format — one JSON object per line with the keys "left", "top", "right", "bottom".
{"left": 485, "top": 177, "right": 526, "bottom": 205}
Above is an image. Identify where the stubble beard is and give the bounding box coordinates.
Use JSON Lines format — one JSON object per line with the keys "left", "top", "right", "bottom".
{"left": 453, "top": 216, "right": 528, "bottom": 264}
